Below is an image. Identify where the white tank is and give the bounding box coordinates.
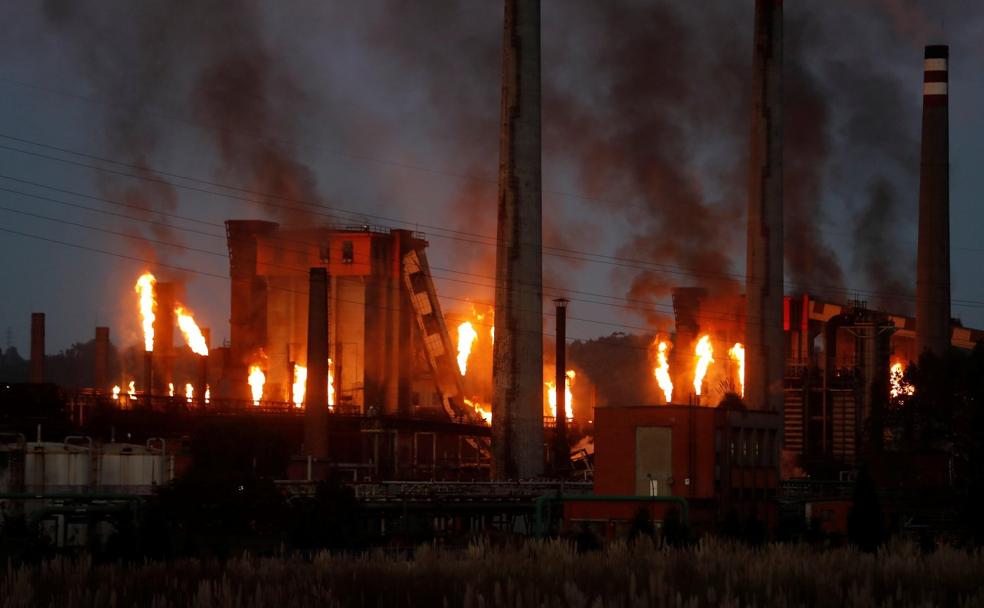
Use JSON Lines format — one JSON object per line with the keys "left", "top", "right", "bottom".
{"left": 23, "top": 442, "right": 92, "bottom": 492}
{"left": 97, "top": 444, "right": 165, "bottom": 494}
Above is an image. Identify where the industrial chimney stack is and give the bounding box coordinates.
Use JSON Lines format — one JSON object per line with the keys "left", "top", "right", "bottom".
{"left": 744, "top": 0, "right": 784, "bottom": 414}
{"left": 915, "top": 45, "right": 951, "bottom": 359}
{"left": 305, "top": 267, "right": 330, "bottom": 461}
{"left": 492, "top": 0, "right": 544, "bottom": 479}
{"left": 29, "top": 313, "right": 44, "bottom": 384}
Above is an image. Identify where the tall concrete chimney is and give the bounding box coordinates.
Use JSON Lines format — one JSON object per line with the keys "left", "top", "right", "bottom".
{"left": 94, "top": 326, "right": 110, "bottom": 391}
{"left": 29, "top": 313, "right": 44, "bottom": 383}
{"left": 492, "top": 0, "right": 544, "bottom": 479}
{"left": 915, "top": 45, "right": 950, "bottom": 359}
{"left": 304, "top": 267, "right": 330, "bottom": 460}
{"left": 744, "top": 0, "right": 784, "bottom": 414}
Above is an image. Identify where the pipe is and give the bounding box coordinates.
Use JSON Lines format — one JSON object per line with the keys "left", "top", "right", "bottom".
{"left": 492, "top": 0, "right": 544, "bottom": 480}
{"left": 915, "top": 45, "right": 950, "bottom": 358}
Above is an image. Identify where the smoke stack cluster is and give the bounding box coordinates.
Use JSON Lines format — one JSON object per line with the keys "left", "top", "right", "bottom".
{"left": 492, "top": 0, "right": 544, "bottom": 479}
{"left": 744, "top": 0, "right": 784, "bottom": 414}
{"left": 915, "top": 45, "right": 951, "bottom": 359}
{"left": 29, "top": 313, "right": 44, "bottom": 384}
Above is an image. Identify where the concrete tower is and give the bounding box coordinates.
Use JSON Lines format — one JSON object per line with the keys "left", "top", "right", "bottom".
{"left": 915, "top": 45, "right": 951, "bottom": 359}
{"left": 492, "top": 0, "right": 544, "bottom": 479}
{"left": 744, "top": 0, "right": 784, "bottom": 414}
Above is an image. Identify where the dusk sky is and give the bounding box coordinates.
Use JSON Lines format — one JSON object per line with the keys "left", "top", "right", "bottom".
{"left": 0, "top": 0, "right": 982, "bottom": 354}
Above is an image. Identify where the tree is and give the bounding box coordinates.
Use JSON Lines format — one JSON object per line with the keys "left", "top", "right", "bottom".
{"left": 847, "top": 468, "right": 883, "bottom": 552}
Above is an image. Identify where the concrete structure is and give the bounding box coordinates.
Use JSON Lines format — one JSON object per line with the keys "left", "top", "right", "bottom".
{"left": 94, "top": 327, "right": 110, "bottom": 392}
{"left": 29, "top": 312, "right": 44, "bottom": 383}
{"left": 593, "top": 405, "right": 780, "bottom": 526}
{"left": 224, "top": 221, "right": 471, "bottom": 422}
{"left": 492, "top": 0, "right": 544, "bottom": 479}
{"left": 305, "top": 267, "right": 330, "bottom": 459}
{"left": 916, "top": 45, "right": 951, "bottom": 358}
{"left": 744, "top": 0, "right": 784, "bottom": 415}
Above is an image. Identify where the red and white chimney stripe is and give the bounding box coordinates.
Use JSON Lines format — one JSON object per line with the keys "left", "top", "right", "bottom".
{"left": 923, "top": 46, "right": 948, "bottom": 105}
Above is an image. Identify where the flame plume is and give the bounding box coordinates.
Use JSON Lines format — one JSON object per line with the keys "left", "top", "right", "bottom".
{"left": 112, "top": 385, "right": 120, "bottom": 400}
{"left": 185, "top": 383, "right": 194, "bottom": 403}
{"left": 728, "top": 342, "right": 745, "bottom": 398}
{"left": 175, "top": 305, "right": 209, "bottom": 356}
{"left": 168, "top": 382, "right": 175, "bottom": 398}
{"left": 464, "top": 398, "right": 492, "bottom": 425}
{"left": 890, "top": 361, "right": 913, "bottom": 399}
{"left": 204, "top": 385, "right": 210, "bottom": 405}
{"left": 293, "top": 365, "right": 307, "bottom": 408}
{"left": 248, "top": 365, "right": 265, "bottom": 406}
{"left": 456, "top": 321, "right": 478, "bottom": 376}
{"left": 693, "top": 335, "right": 714, "bottom": 397}
{"left": 653, "top": 339, "right": 673, "bottom": 403}
{"left": 134, "top": 272, "right": 156, "bottom": 352}
{"left": 127, "top": 381, "right": 136, "bottom": 400}
{"left": 328, "top": 358, "right": 336, "bottom": 408}
{"left": 546, "top": 370, "right": 575, "bottom": 420}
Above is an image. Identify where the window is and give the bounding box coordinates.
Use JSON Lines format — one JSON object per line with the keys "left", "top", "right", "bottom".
{"left": 342, "top": 240, "right": 354, "bottom": 264}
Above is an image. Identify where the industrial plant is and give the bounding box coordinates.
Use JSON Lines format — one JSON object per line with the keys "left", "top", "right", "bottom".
{"left": 0, "top": 0, "right": 980, "bottom": 553}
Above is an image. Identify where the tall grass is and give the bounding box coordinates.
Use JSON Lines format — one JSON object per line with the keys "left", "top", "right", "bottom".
{"left": 2, "top": 539, "right": 984, "bottom": 607}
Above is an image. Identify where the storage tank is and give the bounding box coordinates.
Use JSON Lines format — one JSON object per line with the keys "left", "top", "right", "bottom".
{"left": 23, "top": 441, "right": 92, "bottom": 493}
{"left": 97, "top": 443, "right": 165, "bottom": 494}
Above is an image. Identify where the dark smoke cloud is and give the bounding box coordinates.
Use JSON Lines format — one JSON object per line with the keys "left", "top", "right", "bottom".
{"left": 853, "top": 179, "right": 914, "bottom": 314}
{"left": 40, "top": 0, "right": 329, "bottom": 237}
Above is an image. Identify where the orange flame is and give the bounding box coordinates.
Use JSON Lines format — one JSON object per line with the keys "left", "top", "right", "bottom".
{"left": 693, "top": 335, "right": 714, "bottom": 397}
{"left": 248, "top": 365, "right": 265, "bottom": 405}
{"left": 546, "top": 370, "right": 575, "bottom": 420}
{"left": 728, "top": 342, "right": 745, "bottom": 398}
{"left": 464, "top": 398, "right": 492, "bottom": 425}
{"left": 653, "top": 339, "right": 673, "bottom": 403}
{"left": 204, "top": 385, "right": 210, "bottom": 404}
{"left": 456, "top": 321, "right": 478, "bottom": 376}
{"left": 293, "top": 365, "right": 307, "bottom": 408}
{"left": 175, "top": 305, "right": 209, "bottom": 356}
{"left": 168, "top": 382, "right": 175, "bottom": 398}
{"left": 185, "top": 383, "right": 194, "bottom": 403}
{"left": 328, "top": 358, "right": 336, "bottom": 408}
{"left": 127, "top": 380, "right": 136, "bottom": 400}
{"left": 890, "top": 361, "right": 913, "bottom": 399}
{"left": 112, "top": 385, "right": 120, "bottom": 400}
{"left": 134, "top": 272, "right": 156, "bottom": 352}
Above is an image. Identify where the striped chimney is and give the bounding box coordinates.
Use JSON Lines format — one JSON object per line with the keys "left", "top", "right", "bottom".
{"left": 915, "top": 45, "right": 950, "bottom": 358}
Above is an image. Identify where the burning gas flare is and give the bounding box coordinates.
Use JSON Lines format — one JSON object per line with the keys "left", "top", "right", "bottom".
{"left": 546, "top": 370, "right": 575, "bottom": 420}
{"left": 464, "top": 398, "right": 492, "bottom": 425}
{"left": 135, "top": 272, "right": 156, "bottom": 352}
{"left": 248, "top": 365, "right": 265, "bottom": 406}
{"left": 204, "top": 385, "right": 210, "bottom": 405}
{"left": 328, "top": 359, "right": 336, "bottom": 408}
{"left": 890, "top": 361, "right": 914, "bottom": 399}
{"left": 653, "top": 339, "right": 673, "bottom": 403}
{"left": 693, "top": 335, "right": 714, "bottom": 397}
{"left": 729, "top": 342, "right": 745, "bottom": 398}
{"left": 168, "top": 382, "right": 175, "bottom": 398}
{"left": 293, "top": 365, "right": 307, "bottom": 408}
{"left": 127, "top": 381, "right": 136, "bottom": 400}
{"left": 112, "top": 385, "right": 120, "bottom": 400}
{"left": 456, "top": 321, "right": 478, "bottom": 376}
{"left": 185, "top": 383, "right": 194, "bottom": 404}
{"left": 175, "top": 305, "right": 209, "bottom": 356}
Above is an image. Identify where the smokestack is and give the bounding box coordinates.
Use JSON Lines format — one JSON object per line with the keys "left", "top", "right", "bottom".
{"left": 305, "top": 267, "right": 330, "bottom": 460}
{"left": 94, "top": 327, "right": 110, "bottom": 391}
{"left": 144, "top": 350, "right": 153, "bottom": 403}
{"left": 552, "top": 299, "right": 569, "bottom": 475}
{"left": 492, "top": 0, "right": 544, "bottom": 480}
{"left": 29, "top": 313, "right": 44, "bottom": 384}
{"left": 744, "top": 0, "right": 784, "bottom": 414}
{"left": 915, "top": 45, "right": 951, "bottom": 359}
{"left": 154, "top": 281, "right": 176, "bottom": 394}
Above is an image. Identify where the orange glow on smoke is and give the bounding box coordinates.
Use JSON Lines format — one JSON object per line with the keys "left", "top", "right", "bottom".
{"left": 293, "top": 365, "right": 307, "bottom": 408}
{"left": 653, "top": 339, "right": 673, "bottom": 403}
{"left": 693, "top": 335, "right": 714, "bottom": 397}
{"left": 546, "top": 370, "right": 575, "bottom": 420}
{"left": 175, "top": 305, "right": 209, "bottom": 356}
{"left": 890, "top": 361, "right": 913, "bottom": 399}
{"left": 248, "top": 365, "right": 265, "bottom": 405}
{"left": 134, "top": 272, "right": 156, "bottom": 352}
{"left": 729, "top": 342, "right": 745, "bottom": 398}
{"left": 185, "top": 383, "right": 194, "bottom": 404}
{"left": 456, "top": 321, "right": 478, "bottom": 376}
